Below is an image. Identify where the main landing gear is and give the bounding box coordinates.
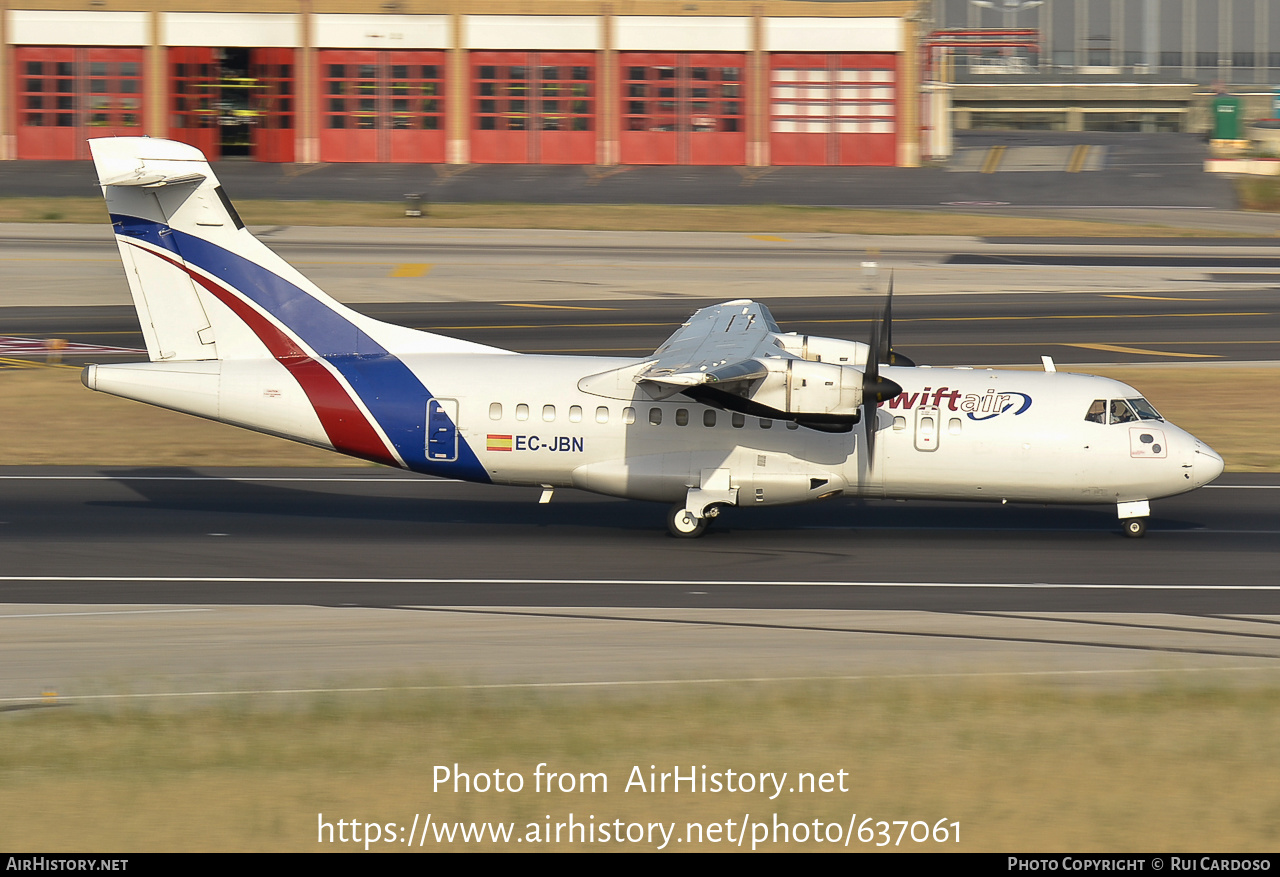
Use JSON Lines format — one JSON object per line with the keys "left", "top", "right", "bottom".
{"left": 667, "top": 503, "right": 721, "bottom": 538}
{"left": 1121, "top": 518, "right": 1147, "bottom": 538}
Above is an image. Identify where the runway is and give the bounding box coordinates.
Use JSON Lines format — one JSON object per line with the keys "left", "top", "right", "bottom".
{"left": 2, "top": 225, "right": 1279, "bottom": 701}
{"left": 0, "top": 469, "right": 1277, "bottom": 702}
{"left": 7, "top": 225, "right": 1280, "bottom": 311}
{"left": 3, "top": 467, "right": 1279, "bottom": 599}
{"left": 4, "top": 286, "right": 1280, "bottom": 366}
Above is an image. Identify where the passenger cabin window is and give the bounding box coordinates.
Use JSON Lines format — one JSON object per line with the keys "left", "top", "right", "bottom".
{"left": 596, "top": 406, "right": 609, "bottom": 424}
{"left": 623, "top": 407, "right": 636, "bottom": 424}
{"left": 569, "top": 405, "right": 582, "bottom": 423}
{"left": 759, "top": 419, "right": 773, "bottom": 429}
{"left": 893, "top": 416, "right": 906, "bottom": 430}
{"left": 649, "top": 408, "right": 662, "bottom": 425}
{"left": 675, "top": 408, "right": 689, "bottom": 426}
{"left": 731, "top": 413, "right": 745, "bottom": 428}
{"left": 1085, "top": 400, "right": 1106, "bottom": 424}
{"left": 515, "top": 403, "right": 529, "bottom": 421}
{"left": 543, "top": 404, "right": 556, "bottom": 422}
{"left": 948, "top": 418, "right": 962, "bottom": 435}
{"left": 489, "top": 402, "right": 502, "bottom": 421}
{"left": 786, "top": 421, "right": 799, "bottom": 430}
{"left": 703, "top": 410, "right": 716, "bottom": 427}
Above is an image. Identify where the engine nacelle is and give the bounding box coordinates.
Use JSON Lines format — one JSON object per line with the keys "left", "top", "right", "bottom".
{"left": 750, "top": 358, "right": 864, "bottom": 417}
{"left": 775, "top": 333, "right": 871, "bottom": 365}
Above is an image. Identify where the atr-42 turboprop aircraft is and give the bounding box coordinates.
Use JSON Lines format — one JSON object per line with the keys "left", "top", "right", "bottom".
{"left": 83, "top": 137, "right": 1224, "bottom": 538}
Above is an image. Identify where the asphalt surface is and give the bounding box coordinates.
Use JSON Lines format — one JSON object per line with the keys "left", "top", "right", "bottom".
{"left": 1, "top": 468, "right": 1277, "bottom": 701}
{"left": 0, "top": 131, "right": 1235, "bottom": 209}
{"left": 4, "top": 287, "right": 1278, "bottom": 367}
{"left": 5, "top": 226, "right": 1280, "bottom": 365}
{"left": 1, "top": 470, "right": 1277, "bottom": 610}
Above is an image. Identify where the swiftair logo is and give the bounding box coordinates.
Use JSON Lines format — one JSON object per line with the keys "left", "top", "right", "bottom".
{"left": 882, "top": 386, "right": 1032, "bottom": 421}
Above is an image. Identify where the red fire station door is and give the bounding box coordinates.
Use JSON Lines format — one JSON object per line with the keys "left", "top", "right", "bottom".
{"left": 470, "top": 52, "right": 596, "bottom": 164}
{"left": 769, "top": 54, "right": 898, "bottom": 167}
{"left": 15, "top": 47, "right": 146, "bottom": 160}
{"left": 619, "top": 53, "right": 746, "bottom": 165}
{"left": 320, "top": 50, "right": 447, "bottom": 163}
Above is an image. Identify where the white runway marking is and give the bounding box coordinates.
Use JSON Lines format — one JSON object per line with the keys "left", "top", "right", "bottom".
{"left": 1, "top": 576, "right": 1278, "bottom": 590}
{"left": 0, "top": 608, "right": 210, "bottom": 619}
{"left": 0, "top": 475, "right": 456, "bottom": 483}
{"left": 1204, "top": 484, "right": 1280, "bottom": 489}
{"left": 0, "top": 336, "right": 144, "bottom": 356}
{"left": 0, "top": 475, "right": 1269, "bottom": 488}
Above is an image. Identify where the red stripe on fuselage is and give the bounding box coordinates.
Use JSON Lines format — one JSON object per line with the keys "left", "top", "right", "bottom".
{"left": 130, "top": 242, "right": 399, "bottom": 466}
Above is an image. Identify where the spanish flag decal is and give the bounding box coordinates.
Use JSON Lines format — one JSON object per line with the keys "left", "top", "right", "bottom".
{"left": 487, "top": 434, "right": 513, "bottom": 452}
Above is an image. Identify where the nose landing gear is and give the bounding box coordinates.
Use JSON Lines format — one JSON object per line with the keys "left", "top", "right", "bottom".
{"left": 1117, "top": 499, "right": 1150, "bottom": 539}
{"left": 1121, "top": 517, "right": 1147, "bottom": 538}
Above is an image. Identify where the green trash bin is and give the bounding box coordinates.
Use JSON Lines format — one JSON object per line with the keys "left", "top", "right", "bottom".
{"left": 1213, "top": 94, "right": 1243, "bottom": 140}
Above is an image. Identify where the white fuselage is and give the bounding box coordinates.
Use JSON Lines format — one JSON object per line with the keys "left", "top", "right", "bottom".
{"left": 87, "top": 352, "right": 1223, "bottom": 512}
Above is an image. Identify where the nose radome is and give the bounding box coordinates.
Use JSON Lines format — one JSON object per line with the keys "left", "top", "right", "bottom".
{"left": 1194, "top": 441, "right": 1225, "bottom": 487}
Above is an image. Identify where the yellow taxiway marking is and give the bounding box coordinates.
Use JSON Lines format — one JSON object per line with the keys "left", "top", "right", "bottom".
{"left": 389, "top": 263, "right": 431, "bottom": 278}
{"left": 1066, "top": 144, "right": 1090, "bottom": 173}
{"left": 1062, "top": 343, "right": 1218, "bottom": 359}
{"left": 500, "top": 303, "right": 618, "bottom": 311}
{"left": 905, "top": 339, "right": 1280, "bottom": 350}
{"left": 798, "top": 312, "right": 1268, "bottom": 326}
{"left": 1104, "top": 294, "right": 1219, "bottom": 302}
{"left": 980, "top": 145, "right": 1007, "bottom": 174}
{"left": 749, "top": 235, "right": 791, "bottom": 242}
{"left": 424, "top": 313, "right": 1269, "bottom": 334}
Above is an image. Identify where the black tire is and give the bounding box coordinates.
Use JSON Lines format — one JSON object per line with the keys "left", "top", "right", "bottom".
{"left": 1122, "top": 518, "right": 1147, "bottom": 538}
{"left": 667, "top": 505, "right": 709, "bottom": 538}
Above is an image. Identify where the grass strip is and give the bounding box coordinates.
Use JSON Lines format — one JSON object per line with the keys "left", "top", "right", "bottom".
{"left": 2, "top": 678, "right": 1277, "bottom": 851}
{"left": 1236, "top": 176, "right": 1280, "bottom": 211}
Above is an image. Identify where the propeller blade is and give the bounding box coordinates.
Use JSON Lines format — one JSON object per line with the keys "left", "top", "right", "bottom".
{"left": 862, "top": 299, "right": 902, "bottom": 474}
{"left": 883, "top": 272, "right": 916, "bottom": 368}
{"left": 864, "top": 297, "right": 903, "bottom": 405}
{"left": 865, "top": 404, "right": 876, "bottom": 469}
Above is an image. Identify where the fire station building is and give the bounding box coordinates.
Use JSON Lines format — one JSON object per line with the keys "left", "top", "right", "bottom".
{"left": 0, "top": 1, "right": 921, "bottom": 166}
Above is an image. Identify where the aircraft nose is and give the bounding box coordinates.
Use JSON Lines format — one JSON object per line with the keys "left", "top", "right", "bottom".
{"left": 1192, "top": 441, "right": 1224, "bottom": 488}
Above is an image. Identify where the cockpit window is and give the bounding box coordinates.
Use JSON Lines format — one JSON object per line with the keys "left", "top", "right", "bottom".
{"left": 1087, "top": 398, "right": 1162, "bottom": 424}
{"left": 1109, "top": 399, "right": 1137, "bottom": 424}
{"left": 1127, "top": 397, "right": 1162, "bottom": 421}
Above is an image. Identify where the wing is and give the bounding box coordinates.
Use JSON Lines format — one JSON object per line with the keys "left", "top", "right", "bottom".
{"left": 579, "top": 298, "right": 901, "bottom": 429}
{"left": 636, "top": 299, "right": 783, "bottom": 392}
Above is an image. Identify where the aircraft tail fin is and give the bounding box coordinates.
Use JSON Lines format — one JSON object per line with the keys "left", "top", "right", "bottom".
{"left": 91, "top": 137, "right": 504, "bottom": 363}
